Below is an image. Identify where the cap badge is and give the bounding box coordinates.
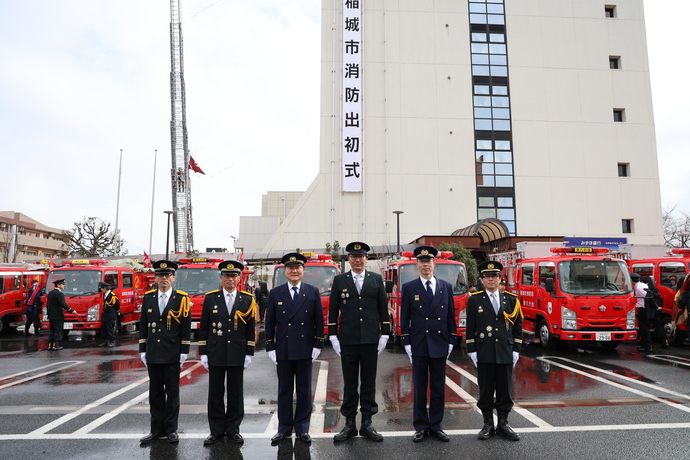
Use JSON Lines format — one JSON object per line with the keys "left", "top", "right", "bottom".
{"left": 421, "top": 250, "right": 429, "bottom": 256}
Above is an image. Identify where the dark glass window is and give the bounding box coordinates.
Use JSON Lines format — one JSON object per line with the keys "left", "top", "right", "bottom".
{"left": 617, "top": 163, "right": 629, "bottom": 177}
{"left": 622, "top": 219, "right": 633, "bottom": 234}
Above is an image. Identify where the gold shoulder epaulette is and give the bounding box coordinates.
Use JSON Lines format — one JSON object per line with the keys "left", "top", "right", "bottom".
{"left": 145, "top": 289, "right": 156, "bottom": 294}
{"left": 505, "top": 291, "right": 518, "bottom": 297}
{"left": 206, "top": 289, "right": 220, "bottom": 295}
{"left": 471, "top": 290, "right": 485, "bottom": 296}
{"left": 240, "top": 290, "right": 254, "bottom": 297}
{"left": 176, "top": 290, "right": 189, "bottom": 296}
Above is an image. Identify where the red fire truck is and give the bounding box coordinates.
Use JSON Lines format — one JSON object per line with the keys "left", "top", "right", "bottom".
{"left": 494, "top": 245, "right": 637, "bottom": 349}
{"left": 40, "top": 259, "right": 155, "bottom": 334}
{"left": 272, "top": 252, "right": 340, "bottom": 326}
{"left": 0, "top": 266, "right": 47, "bottom": 334}
{"left": 622, "top": 248, "right": 690, "bottom": 346}
{"left": 382, "top": 251, "right": 469, "bottom": 343}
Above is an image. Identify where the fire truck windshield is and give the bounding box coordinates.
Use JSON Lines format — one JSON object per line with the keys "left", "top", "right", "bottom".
{"left": 557, "top": 260, "right": 632, "bottom": 295}
{"left": 46, "top": 270, "right": 102, "bottom": 296}
{"left": 274, "top": 265, "right": 339, "bottom": 296}
{"left": 399, "top": 263, "right": 468, "bottom": 295}
{"left": 175, "top": 269, "right": 221, "bottom": 295}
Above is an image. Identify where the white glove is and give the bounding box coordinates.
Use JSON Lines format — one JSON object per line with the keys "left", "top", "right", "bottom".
{"left": 329, "top": 335, "right": 341, "bottom": 356}
{"left": 469, "top": 352, "right": 477, "bottom": 368}
{"left": 268, "top": 350, "right": 277, "bottom": 365}
{"left": 140, "top": 352, "right": 147, "bottom": 368}
{"left": 243, "top": 355, "right": 252, "bottom": 369}
{"left": 179, "top": 353, "right": 188, "bottom": 365}
{"left": 200, "top": 354, "right": 209, "bottom": 370}
{"left": 512, "top": 351, "right": 519, "bottom": 368}
{"left": 377, "top": 335, "right": 389, "bottom": 355}
{"left": 447, "top": 344, "right": 453, "bottom": 359}
{"left": 404, "top": 344, "right": 412, "bottom": 363}
{"left": 311, "top": 347, "right": 321, "bottom": 361}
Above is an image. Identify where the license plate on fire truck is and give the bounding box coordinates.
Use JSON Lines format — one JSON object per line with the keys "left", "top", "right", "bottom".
{"left": 64, "top": 323, "right": 73, "bottom": 330}
{"left": 596, "top": 332, "right": 611, "bottom": 341}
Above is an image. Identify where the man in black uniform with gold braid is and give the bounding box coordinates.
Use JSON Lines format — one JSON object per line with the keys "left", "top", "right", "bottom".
{"left": 466, "top": 261, "right": 522, "bottom": 442}
{"left": 139, "top": 260, "right": 191, "bottom": 445}
{"left": 328, "top": 242, "right": 390, "bottom": 442}
{"left": 199, "top": 260, "right": 256, "bottom": 446}
{"left": 98, "top": 281, "right": 120, "bottom": 348}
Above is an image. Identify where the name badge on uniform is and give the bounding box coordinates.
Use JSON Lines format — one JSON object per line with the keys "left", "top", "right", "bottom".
{"left": 148, "top": 309, "right": 152, "bottom": 313}
{"left": 278, "top": 302, "right": 283, "bottom": 305}
{"left": 415, "top": 295, "right": 420, "bottom": 301}
{"left": 478, "top": 307, "right": 484, "bottom": 313}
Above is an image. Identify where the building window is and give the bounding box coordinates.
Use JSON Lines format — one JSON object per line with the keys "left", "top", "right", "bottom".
{"left": 622, "top": 219, "right": 633, "bottom": 234}
{"left": 617, "top": 163, "right": 629, "bottom": 177}
{"left": 609, "top": 56, "right": 620, "bottom": 69}
{"left": 613, "top": 109, "right": 625, "bottom": 122}
{"left": 605, "top": 5, "right": 616, "bottom": 18}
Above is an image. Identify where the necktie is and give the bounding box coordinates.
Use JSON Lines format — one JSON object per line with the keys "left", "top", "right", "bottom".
{"left": 355, "top": 274, "right": 362, "bottom": 294}
{"left": 226, "top": 293, "right": 234, "bottom": 315}
{"left": 159, "top": 293, "right": 167, "bottom": 315}
{"left": 491, "top": 293, "right": 500, "bottom": 315}
{"left": 292, "top": 286, "right": 299, "bottom": 303}
{"left": 426, "top": 280, "right": 433, "bottom": 301}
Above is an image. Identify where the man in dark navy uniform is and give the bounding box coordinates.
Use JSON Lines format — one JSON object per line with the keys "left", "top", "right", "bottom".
{"left": 265, "top": 252, "right": 324, "bottom": 445}
{"left": 329, "top": 241, "right": 390, "bottom": 442}
{"left": 24, "top": 279, "right": 42, "bottom": 336}
{"left": 46, "top": 279, "right": 76, "bottom": 350}
{"left": 98, "top": 282, "right": 120, "bottom": 348}
{"left": 199, "top": 260, "right": 256, "bottom": 445}
{"left": 466, "top": 261, "right": 523, "bottom": 441}
{"left": 139, "top": 260, "right": 191, "bottom": 445}
{"left": 400, "top": 246, "right": 457, "bottom": 443}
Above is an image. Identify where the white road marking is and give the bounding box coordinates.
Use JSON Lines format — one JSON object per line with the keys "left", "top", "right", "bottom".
{"left": 310, "top": 359, "right": 329, "bottom": 432}
{"left": 648, "top": 354, "right": 690, "bottom": 367}
{"left": 0, "top": 361, "right": 85, "bottom": 390}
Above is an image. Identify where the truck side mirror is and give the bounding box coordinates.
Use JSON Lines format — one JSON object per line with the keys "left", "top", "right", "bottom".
{"left": 545, "top": 277, "right": 555, "bottom": 293}
{"left": 385, "top": 280, "right": 394, "bottom": 294}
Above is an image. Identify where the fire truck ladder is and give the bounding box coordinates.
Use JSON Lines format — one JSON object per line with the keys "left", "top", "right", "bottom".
{"left": 169, "top": 0, "right": 194, "bottom": 253}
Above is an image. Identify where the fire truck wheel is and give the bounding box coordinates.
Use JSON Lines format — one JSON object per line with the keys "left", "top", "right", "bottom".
{"left": 599, "top": 341, "right": 619, "bottom": 350}
{"left": 0, "top": 317, "right": 7, "bottom": 335}
{"left": 62, "top": 330, "right": 70, "bottom": 337}
{"left": 538, "top": 319, "right": 558, "bottom": 350}
{"left": 670, "top": 328, "right": 686, "bottom": 347}
{"left": 658, "top": 316, "right": 672, "bottom": 342}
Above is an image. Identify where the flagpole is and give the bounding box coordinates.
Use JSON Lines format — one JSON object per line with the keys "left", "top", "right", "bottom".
{"left": 148, "top": 149, "right": 157, "bottom": 255}
{"left": 115, "top": 149, "right": 123, "bottom": 234}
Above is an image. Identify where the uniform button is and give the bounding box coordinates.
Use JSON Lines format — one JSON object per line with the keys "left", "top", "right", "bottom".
{"left": 288, "top": 323, "right": 291, "bottom": 326}
{"left": 157, "top": 339, "right": 160, "bottom": 342}
{"left": 360, "top": 319, "right": 363, "bottom": 321}
{"left": 301, "top": 322, "right": 304, "bottom": 325}
{"left": 286, "top": 336, "right": 288, "bottom": 338}
{"left": 426, "top": 318, "right": 429, "bottom": 321}
{"left": 305, "top": 310, "right": 308, "bottom": 313}
{"left": 301, "top": 335, "right": 304, "bottom": 337}
{"left": 438, "top": 317, "right": 441, "bottom": 320}
{"left": 359, "top": 308, "right": 362, "bottom": 310}
{"left": 283, "top": 311, "right": 286, "bottom": 314}
{"left": 419, "top": 306, "right": 422, "bottom": 308}
{"left": 158, "top": 329, "right": 162, "bottom": 332}
{"left": 496, "top": 339, "right": 499, "bottom": 342}
{"left": 228, "top": 341, "right": 231, "bottom": 344}
{"left": 438, "top": 331, "right": 441, "bottom": 333}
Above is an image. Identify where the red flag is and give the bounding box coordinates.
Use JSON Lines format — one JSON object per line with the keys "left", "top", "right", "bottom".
{"left": 143, "top": 251, "right": 152, "bottom": 268}
{"left": 238, "top": 252, "right": 244, "bottom": 262}
{"left": 188, "top": 156, "right": 205, "bottom": 175}
{"left": 49, "top": 255, "right": 56, "bottom": 269}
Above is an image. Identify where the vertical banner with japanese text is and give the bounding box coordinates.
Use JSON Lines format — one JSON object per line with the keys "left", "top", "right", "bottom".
{"left": 342, "top": 0, "right": 362, "bottom": 192}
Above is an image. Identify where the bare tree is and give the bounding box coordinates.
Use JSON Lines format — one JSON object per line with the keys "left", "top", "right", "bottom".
{"left": 65, "top": 217, "right": 126, "bottom": 257}
{"left": 663, "top": 204, "right": 690, "bottom": 248}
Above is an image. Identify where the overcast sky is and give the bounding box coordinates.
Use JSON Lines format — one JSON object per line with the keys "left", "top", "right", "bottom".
{"left": 1, "top": 1, "right": 687, "bottom": 255}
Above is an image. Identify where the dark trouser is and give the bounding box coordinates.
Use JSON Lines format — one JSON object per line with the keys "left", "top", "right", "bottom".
{"left": 147, "top": 362, "right": 181, "bottom": 435}
{"left": 25, "top": 313, "right": 40, "bottom": 334}
{"left": 276, "top": 358, "right": 313, "bottom": 434}
{"left": 652, "top": 311, "right": 667, "bottom": 342}
{"left": 208, "top": 365, "right": 244, "bottom": 436}
{"left": 101, "top": 319, "right": 116, "bottom": 342}
{"left": 637, "top": 308, "right": 652, "bottom": 347}
{"left": 477, "top": 362, "right": 513, "bottom": 413}
{"left": 340, "top": 343, "right": 379, "bottom": 417}
{"left": 48, "top": 320, "right": 63, "bottom": 345}
{"left": 412, "top": 355, "right": 446, "bottom": 431}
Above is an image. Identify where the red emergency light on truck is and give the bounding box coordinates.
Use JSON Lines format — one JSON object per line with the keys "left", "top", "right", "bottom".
{"left": 272, "top": 253, "right": 340, "bottom": 327}
{"left": 623, "top": 248, "right": 690, "bottom": 346}
{"left": 383, "top": 250, "right": 469, "bottom": 343}
{"left": 495, "top": 245, "right": 637, "bottom": 349}
{"left": 0, "top": 267, "right": 47, "bottom": 334}
{"left": 41, "top": 259, "right": 155, "bottom": 334}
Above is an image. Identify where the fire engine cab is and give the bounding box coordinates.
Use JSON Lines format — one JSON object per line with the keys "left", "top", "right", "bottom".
{"left": 495, "top": 245, "right": 637, "bottom": 349}
{"left": 272, "top": 253, "right": 340, "bottom": 326}
{"left": 383, "top": 250, "right": 469, "bottom": 343}
{"left": 0, "top": 266, "right": 47, "bottom": 335}
{"left": 41, "top": 259, "right": 155, "bottom": 334}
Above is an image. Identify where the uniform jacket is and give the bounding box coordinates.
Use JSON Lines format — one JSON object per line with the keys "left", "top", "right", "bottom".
{"left": 466, "top": 290, "right": 523, "bottom": 364}
{"left": 138, "top": 289, "right": 192, "bottom": 364}
{"left": 328, "top": 270, "right": 391, "bottom": 344}
{"left": 198, "top": 289, "right": 256, "bottom": 367}
{"left": 47, "top": 288, "right": 71, "bottom": 323}
{"left": 265, "top": 282, "right": 324, "bottom": 361}
{"left": 400, "top": 277, "right": 457, "bottom": 358}
{"left": 102, "top": 291, "right": 120, "bottom": 322}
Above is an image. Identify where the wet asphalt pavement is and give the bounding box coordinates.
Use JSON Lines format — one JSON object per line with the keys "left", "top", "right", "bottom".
{"left": 1, "top": 326, "right": 689, "bottom": 459}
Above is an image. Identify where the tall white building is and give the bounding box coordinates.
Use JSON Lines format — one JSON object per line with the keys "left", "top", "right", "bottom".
{"left": 256, "top": 0, "right": 663, "bottom": 252}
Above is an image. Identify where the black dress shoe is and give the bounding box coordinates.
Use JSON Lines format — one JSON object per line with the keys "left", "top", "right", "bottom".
{"left": 271, "top": 432, "right": 289, "bottom": 443}
{"left": 140, "top": 432, "right": 164, "bottom": 444}
{"left": 230, "top": 433, "right": 244, "bottom": 444}
{"left": 637, "top": 346, "right": 652, "bottom": 352}
{"left": 413, "top": 430, "right": 427, "bottom": 443}
{"left": 297, "top": 432, "right": 312, "bottom": 443}
{"left": 661, "top": 340, "right": 670, "bottom": 349}
{"left": 98, "top": 342, "right": 108, "bottom": 347}
{"left": 430, "top": 430, "right": 450, "bottom": 442}
{"left": 53, "top": 346, "right": 64, "bottom": 350}
{"left": 167, "top": 432, "right": 179, "bottom": 443}
{"left": 203, "top": 434, "right": 221, "bottom": 445}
